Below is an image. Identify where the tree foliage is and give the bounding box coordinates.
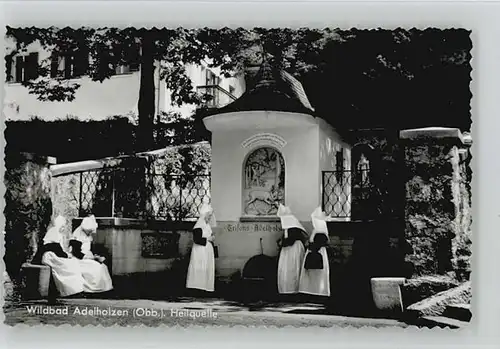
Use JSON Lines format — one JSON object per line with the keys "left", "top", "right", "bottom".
{"left": 5, "top": 114, "right": 210, "bottom": 163}
{"left": 6, "top": 27, "right": 472, "bottom": 143}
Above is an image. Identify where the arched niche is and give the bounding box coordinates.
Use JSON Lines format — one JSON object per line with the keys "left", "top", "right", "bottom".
{"left": 350, "top": 143, "right": 378, "bottom": 220}
{"left": 242, "top": 146, "right": 285, "bottom": 217}
{"left": 351, "top": 143, "right": 377, "bottom": 185}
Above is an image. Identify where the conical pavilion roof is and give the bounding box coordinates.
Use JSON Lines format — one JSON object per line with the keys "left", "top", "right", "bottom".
{"left": 207, "top": 60, "right": 315, "bottom": 116}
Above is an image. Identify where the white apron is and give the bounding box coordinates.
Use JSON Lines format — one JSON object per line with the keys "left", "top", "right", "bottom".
{"left": 186, "top": 224, "right": 215, "bottom": 292}
{"left": 276, "top": 204, "right": 308, "bottom": 295}
{"left": 42, "top": 251, "right": 85, "bottom": 297}
{"left": 70, "top": 227, "right": 113, "bottom": 293}
{"left": 298, "top": 245, "right": 330, "bottom": 297}
{"left": 277, "top": 240, "right": 305, "bottom": 294}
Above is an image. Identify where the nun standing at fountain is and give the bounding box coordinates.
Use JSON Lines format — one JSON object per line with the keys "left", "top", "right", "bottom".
{"left": 276, "top": 204, "right": 307, "bottom": 295}
{"left": 186, "top": 203, "right": 217, "bottom": 293}
{"left": 298, "top": 207, "right": 331, "bottom": 298}
{"left": 69, "top": 215, "right": 113, "bottom": 293}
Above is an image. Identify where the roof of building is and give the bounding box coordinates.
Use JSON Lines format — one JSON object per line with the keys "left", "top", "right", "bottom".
{"left": 205, "top": 60, "right": 315, "bottom": 117}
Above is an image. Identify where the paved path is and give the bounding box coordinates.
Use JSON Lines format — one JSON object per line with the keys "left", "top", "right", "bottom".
{"left": 4, "top": 297, "right": 408, "bottom": 328}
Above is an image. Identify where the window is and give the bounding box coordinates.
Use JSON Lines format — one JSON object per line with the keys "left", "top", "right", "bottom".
{"left": 229, "top": 85, "right": 236, "bottom": 95}
{"left": 205, "top": 69, "right": 220, "bottom": 86}
{"left": 50, "top": 51, "right": 89, "bottom": 79}
{"left": 6, "top": 52, "right": 39, "bottom": 83}
{"left": 115, "top": 64, "right": 140, "bottom": 75}
{"left": 243, "top": 147, "right": 285, "bottom": 216}
{"left": 129, "top": 62, "right": 140, "bottom": 72}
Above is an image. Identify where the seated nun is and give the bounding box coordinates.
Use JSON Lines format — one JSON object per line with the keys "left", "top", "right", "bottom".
{"left": 298, "top": 207, "right": 331, "bottom": 298}
{"left": 40, "top": 215, "right": 87, "bottom": 297}
{"left": 186, "top": 204, "right": 217, "bottom": 293}
{"left": 69, "top": 215, "right": 113, "bottom": 293}
{"left": 276, "top": 204, "right": 307, "bottom": 294}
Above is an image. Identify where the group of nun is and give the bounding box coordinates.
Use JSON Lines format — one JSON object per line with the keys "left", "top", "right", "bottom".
{"left": 35, "top": 214, "right": 113, "bottom": 297}
{"left": 37, "top": 202, "right": 329, "bottom": 299}
{"left": 184, "top": 202, "right": 331, "bottom": 300}
{"left": 277, "top": 204, "right": 331, "bottom": 298}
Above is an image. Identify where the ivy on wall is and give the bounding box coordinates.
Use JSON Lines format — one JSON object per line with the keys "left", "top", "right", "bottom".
{"left": 403, "top": 140, "right": 471, "bottom": 278}
{"left": 4, "top": 153, "right": 53, "bottom": 281}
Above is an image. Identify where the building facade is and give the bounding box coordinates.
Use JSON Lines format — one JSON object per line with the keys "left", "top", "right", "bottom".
{"left": 4, "top": 39, "right": 246, "bottom": 121}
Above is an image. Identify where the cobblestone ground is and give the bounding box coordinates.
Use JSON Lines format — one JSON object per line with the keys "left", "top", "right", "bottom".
{"left": 3, "top": 297, "right": 408, "bottom": 328}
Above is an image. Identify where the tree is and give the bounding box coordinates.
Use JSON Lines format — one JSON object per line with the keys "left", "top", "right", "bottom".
{"left": 6, "top": 27, "right": 472, "bottom": 149}
{"left": 232, "top": 28, "right": 472, "bottom": 131}
{"left": 5, "top": 27, "right": 222, "bottom": 151}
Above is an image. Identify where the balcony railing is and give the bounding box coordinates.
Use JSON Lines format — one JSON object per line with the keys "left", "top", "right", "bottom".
{"left": 196, "top": 85, "right": 237, "bottom": 108}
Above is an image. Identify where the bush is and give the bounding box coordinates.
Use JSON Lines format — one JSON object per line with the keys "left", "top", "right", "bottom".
{"left": 4, "top": 153, "right": 53, "bottom": 281}
{"left": 5, "top": 114, "right": 210, "bottom": 163}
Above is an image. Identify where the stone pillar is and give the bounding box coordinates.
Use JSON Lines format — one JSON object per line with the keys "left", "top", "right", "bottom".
{"left": 400, "top": 128, "right": 466, "bottom": 277}
{"left": 453, "top": 134, "right": 473, "bottom": 280}
{"left": 4, "top": 152, "right": 56, "bottom": 281}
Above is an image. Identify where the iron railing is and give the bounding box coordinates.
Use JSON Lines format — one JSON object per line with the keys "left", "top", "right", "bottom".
{"left": 196, "top": 85, "right": 237, "bottom": 108}
{"left": 322, "top": 168, "right": 375, "bottom": 219}
{"left": 77, "top": 166, "right": 211, "bottom": 221}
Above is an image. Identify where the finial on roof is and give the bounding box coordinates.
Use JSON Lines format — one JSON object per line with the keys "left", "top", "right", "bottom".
{"left": 254, "top": 54, "right": 276, "bottom": 88}
{"left": 203, "top": 49, "right": 315, "bottom": 116}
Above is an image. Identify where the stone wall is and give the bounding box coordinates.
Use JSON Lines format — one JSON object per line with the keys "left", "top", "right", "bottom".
{"left": 452, "top": 149, "right": 472, "bottom": 280}
{"left": 401, "top": 128, "right": 471, "bottom": 278}
{"left": 73, "top": 218, "right": 195, "bottom": 298}
{"left": 4, "top": 153, "right": 55, "bottom": 280}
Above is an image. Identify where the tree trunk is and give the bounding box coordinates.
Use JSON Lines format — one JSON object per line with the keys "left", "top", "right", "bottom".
{"left": 137, "top": 32, "right": 156, "bottom": 151}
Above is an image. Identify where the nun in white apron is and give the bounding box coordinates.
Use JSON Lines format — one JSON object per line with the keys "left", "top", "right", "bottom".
{"left": 276, "top": 204, "right": 307, "bottom": 294}
{"left": 41, "top": 215, "right": 86, "bottom": 297}
{"left": 69, "top": 215, "right": 113, "bottom": 293}
{"left": 298, "top": 207, "right": 331, "bottom": 297}
{"left": 186, "top": 204, "right": 216, "bottom": 292}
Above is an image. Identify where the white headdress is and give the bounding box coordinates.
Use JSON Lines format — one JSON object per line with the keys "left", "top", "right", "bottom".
{"left": 310, "top": 207, "right": 329, "bottom": 242}
{"left": 80, "top": 215, "right": 98, "bottom": 233}
{"left": 194, "top": 203, "right": 216, "bottom": 232}
{"left": 43, "top": 215, "right": 66, "bottom": 244}
{"left": 277, "top": 204, "right": 306, "bottom": 238}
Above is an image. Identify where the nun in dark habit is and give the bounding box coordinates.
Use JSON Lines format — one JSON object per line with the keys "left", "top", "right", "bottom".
{"left": 69, "top": 215, "right": 113, "bottom": 293}
{"left": 298, "top": 207, "right": 331, "bottom": 298}
{"left": 39, "top": 215, "right": 87, "bottom": 297}
{"left": 276, "top": 204, "right": 307, "bottom": 295}
{"left": 186, "top": 203, "right": 217, "bottom": 293}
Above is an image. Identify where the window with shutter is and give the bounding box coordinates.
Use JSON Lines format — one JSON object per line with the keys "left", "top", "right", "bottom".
{"left": 5, "top": 55, "right": 13, "bottom": 82}
{"left": 206, "top": 70, "right": 216, "bottom": 85}
{"left": 64, "top": 54, "right": 74, "bottom": 79}
{"left": 50, "top": 53, "right": 59, "bottom": 78}
{"left": 73, "top": 50, "right": 89, "bottom": 78}
{"left": 24, "top": 52, "right": 39, "bottom": 81}
{"left": 15, "top": 56, "right": 24, "bottom": 82}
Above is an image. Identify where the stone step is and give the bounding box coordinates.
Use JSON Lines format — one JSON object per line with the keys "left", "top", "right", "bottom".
{"left": 406, "top": 281, "right": 471, "bottom": 318}
{"left": 418, "top": 316, "right": 469, "bottom": 329}
{"left": 443, "top": 303, "right": 471, "bottom": 322}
